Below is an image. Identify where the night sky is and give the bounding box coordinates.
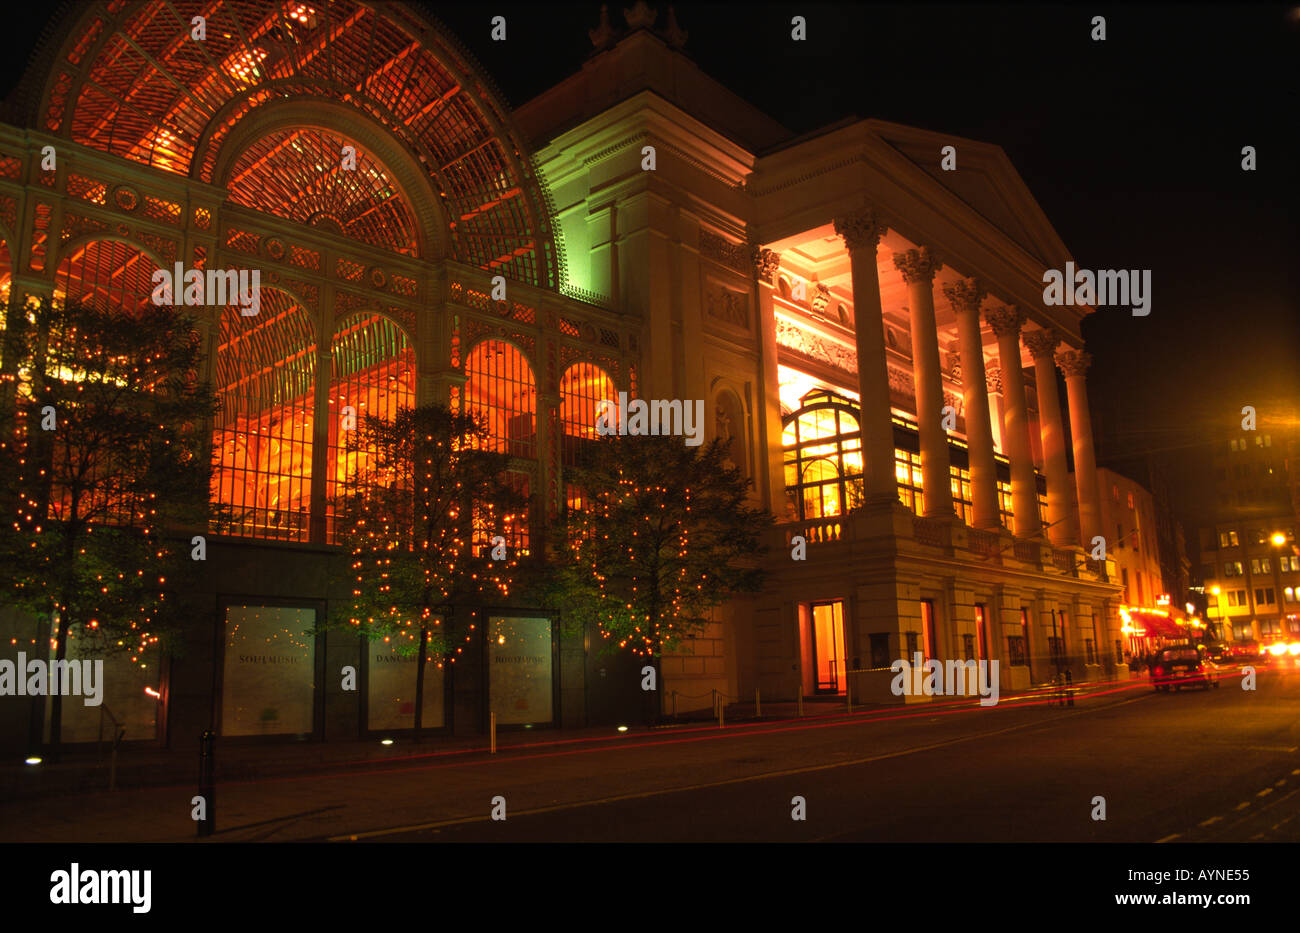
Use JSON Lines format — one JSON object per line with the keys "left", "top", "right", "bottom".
{"left": 4, "top": 2, "right": 1297, "bottom": 532}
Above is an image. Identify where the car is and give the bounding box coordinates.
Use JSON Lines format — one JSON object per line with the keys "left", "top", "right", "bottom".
{"left": 1150, "top": 646, "right": 1218, "bottom": 692}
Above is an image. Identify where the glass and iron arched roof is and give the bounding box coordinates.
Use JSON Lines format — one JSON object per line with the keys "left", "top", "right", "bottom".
{"left": 227, "top": 126, "right": 418, "bottom": 256}
{"left": 23, "top": 0, "right": 559, "bottom": 286}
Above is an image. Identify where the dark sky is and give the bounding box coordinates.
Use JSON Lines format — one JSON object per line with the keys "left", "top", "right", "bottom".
{"left": 5, "top": 2, "right": 1297, "bottom": 531}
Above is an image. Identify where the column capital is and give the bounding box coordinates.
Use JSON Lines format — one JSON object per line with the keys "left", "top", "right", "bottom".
{"left": 832, "top": 207, "right": 889, "bottom": 253}
{"left": 985, "top": 365, "right": 1002, "bottom": 395}
{"left": 1022, "top": 327, "right": 1062, "bottom": 359}
{"left": 942, "top": 277, "right": 986, "bottom": 315}
{"left": 893, "top": 247, "right": 943, "bottom": 284}
{"left": 984, "top": 305, "right": 1025, "bottom": 337}
{"left": 751, "top": 246, "right": 781, "bottom": 284}
{"left": 1055, "top": 347, "right": 1092, "bottom": 377}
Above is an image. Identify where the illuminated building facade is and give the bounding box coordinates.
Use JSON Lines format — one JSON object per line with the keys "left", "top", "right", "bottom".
{"left": 1197, "top": 428, "right": 1300, "bottom": 647}
{"left": 0, "top": 1, "right": 1125, "bottom": 752}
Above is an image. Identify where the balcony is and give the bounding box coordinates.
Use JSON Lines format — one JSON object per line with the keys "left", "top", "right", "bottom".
{"left": 771, "top": 506, "right": 1116, "bottom": 586}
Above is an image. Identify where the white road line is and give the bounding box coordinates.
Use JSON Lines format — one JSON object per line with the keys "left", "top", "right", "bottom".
{"left": 1257, "top": 788, "right": 1274, "bottom": 797}
{"left": 1198, "top": 816, "right": 1222, "bottom": 827}
{"left": 1276, "top": 779, "right": 1287, "bottom": 787}
{"left": 1235, "top": 801, "right": 1251, "bottom": 811}
{"left": 1155, "top": 833, "right": 1181, "bottom": 843}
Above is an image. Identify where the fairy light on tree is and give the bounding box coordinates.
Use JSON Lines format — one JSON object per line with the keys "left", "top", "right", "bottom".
{"left": 0, "top": 296, "right": 216, "bottom": 759}
{"left": 324, "top": 403, "right": 526, "bottom": 737}
{"left": 547, "top": 433, "right": 771, "bottom": 723}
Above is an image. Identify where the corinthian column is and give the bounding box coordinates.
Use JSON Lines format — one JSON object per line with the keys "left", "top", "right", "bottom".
{"left": 984, "top": 307, "right": 1040, "bottom": 537}
{"left": 894, "top": 247, "right": 953, "bottom": 518}
{"left": 833, "top": 208, "right": 897, "bottom": 504}
{"left": 944, "top": 278, "right": 999, "bottom": 529}
{"left": 1023, "top": 327, "right": 1073, "bottom": 545}
{"left": 1056, "top": 347, "right": 1104, "bottom": 550}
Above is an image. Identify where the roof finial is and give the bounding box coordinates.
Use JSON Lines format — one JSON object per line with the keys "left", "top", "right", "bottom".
{"left": 662, "top": 5, "right": 688, "bottom": 48}
{"left": 623, "top": 1, "right": 657, "bottom": 30}
{"left": 589, "top": 4, "right": 617, "bottom": 49}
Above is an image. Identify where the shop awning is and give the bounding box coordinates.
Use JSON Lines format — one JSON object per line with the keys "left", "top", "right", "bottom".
{"left": 1122, "top": 609, "right": 1202, "bottom": 639}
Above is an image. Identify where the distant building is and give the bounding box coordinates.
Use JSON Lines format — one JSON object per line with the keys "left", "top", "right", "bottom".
{"left": 1196, "top": 429, "right": 1300, "bottom": 645}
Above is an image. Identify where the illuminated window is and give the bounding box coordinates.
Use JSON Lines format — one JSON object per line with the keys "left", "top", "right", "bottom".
{"left": 212, "top": 290, "right": 315, "bottom": 541}
{"left": 895, "top": 449, "right": 924, "bottom": 516}
{"left": 560, "top": 362, "right": 616, "bottom": 468}
{"left": 464, "top": 340, "right": 536, "bottom": 459}
{"left": 950, "top": 466, "right": 972, "bottom": 525}
{"left": 326, "top": 314, "right": 415, "bottom": 541}
{"left": 781, "top": 390, "right": 864, "bottom": 521}
{"left": 997, "top": 480, "right": 1013, "bottom": 528}
{"left": 47, "top": 240, "right": 170, "bottom": 526}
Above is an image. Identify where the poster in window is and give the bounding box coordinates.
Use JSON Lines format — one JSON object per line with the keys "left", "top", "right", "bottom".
{"left": 488, "top": 616, "right": 552, "bottom": 724}
{"left": 47, "top": 627, "right": 162, "bottom": 743}
{"left": 367, "top": 638, "right": 445, "bottom": 731}
{"left": 221, "top": 606, "right": 315, "bottom": 736}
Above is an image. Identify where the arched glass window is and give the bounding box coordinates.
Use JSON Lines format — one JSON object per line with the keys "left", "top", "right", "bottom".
{"left": 464, "top": 339, "right": 536, "bottom": 459}
{"left": 326, "top": 313, "right": 416, "bottom": 541}
{"left": 212, "top": 289, "right": 315, "bottom": 541}
{"left": 782, "top": 389, "right": 863, "bottom": 521}
{"left": 464, "top": 339, "right": 535, "bottom": 553}
{"left": 560, "top": 361, "right": 616, "bottom": 468}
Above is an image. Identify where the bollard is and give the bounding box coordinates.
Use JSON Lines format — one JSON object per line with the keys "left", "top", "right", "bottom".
{"left": 755, "top": 687, "right": 761, "bottom": 719}
{"left": 490, "top": 711, "right": 497, "bottom": 754}
{"left": 797, "top": 691, "right": 803, "bottom": 717}
{"left": 672, "top": 691, "right": 677, "bottom": 718}
{"left": 718, "top": 696, "right": 725, "bottom": 729}
{"left": 1065, "top": 670, "right": 1074, "bottom": 707}
{"left": 846, "top": 676, "right": 852, "bottom": 713}
{"left": 197, "top": 730, "right": 215, "bottom": 838}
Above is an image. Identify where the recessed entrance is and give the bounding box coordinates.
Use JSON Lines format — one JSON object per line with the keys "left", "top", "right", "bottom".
{"left": 809, "top": 600, "right": 847, "bottom": 694}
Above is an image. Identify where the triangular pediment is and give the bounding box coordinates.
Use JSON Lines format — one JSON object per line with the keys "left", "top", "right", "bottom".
{"left": 866, "top": 120, "right": 1071, "bottom": 268}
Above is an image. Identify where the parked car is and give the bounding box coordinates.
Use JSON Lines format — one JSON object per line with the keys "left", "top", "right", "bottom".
{"left": 1150, "top": 646, "right": 1218, "bottom": 692}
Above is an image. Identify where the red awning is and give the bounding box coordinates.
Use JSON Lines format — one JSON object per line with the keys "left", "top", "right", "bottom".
{"left": 1126, "top": 611, "right": 1190, "bottom": 639}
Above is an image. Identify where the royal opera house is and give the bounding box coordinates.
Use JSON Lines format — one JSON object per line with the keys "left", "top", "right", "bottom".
{"left": 0, "top": 1, "right": 1124, "bottom": 753}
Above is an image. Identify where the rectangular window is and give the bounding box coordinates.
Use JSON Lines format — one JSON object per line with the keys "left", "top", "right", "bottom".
{"left": 921, "top": 599, "right": 937, "bottom": 660}
{"left": 974, "top": 603, "right": 989, "bottom": 661}
{"left": 488, "top": 616, "right": 554, "bottom": 725}
{"left": 367, "top": 636, "right": 445, "bottom": 731}
{"left": 1007, "top": 635, "right": 1027, "bottom": 667}
{"left": 869, "top": 633, "right": 891, "bottom": 670}
{"left": 221, "top": 605, "right": 316, "bottom": 737}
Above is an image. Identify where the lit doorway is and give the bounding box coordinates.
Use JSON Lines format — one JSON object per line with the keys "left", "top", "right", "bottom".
{"left": 810, "top": 601, "right": 847, "bottom": 694}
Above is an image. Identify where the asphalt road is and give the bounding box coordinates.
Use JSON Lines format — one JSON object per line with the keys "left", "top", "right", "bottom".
{"left": 337, "top": 666, "right": 1300, "bottom": 843}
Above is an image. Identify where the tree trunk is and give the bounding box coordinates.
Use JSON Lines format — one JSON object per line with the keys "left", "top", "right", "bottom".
{"left": 413, "top": 625, "right": 429, "bottom": 740}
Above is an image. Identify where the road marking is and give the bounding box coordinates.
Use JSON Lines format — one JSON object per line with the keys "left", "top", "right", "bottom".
{"left": 1293, "top": 769, "right": 1300, "bottom": 776}
{"left": 1235, "top": 801, "right": 1251, "bottom": 811}
{"left": 1198, "top": 816, "right": 1222, "bottom": 827}
{"left": 327, "top": 697, "right": 1147, "bottom": 842}
{"left": 1276, "top": 779, "right": 1287, "bottom": 787}
{"left": 1155, "top": 833, "right": 1181, "bottom": 843}
{"left": 1248, "top": 746, "right": 1299, "bottom": 753}
{"left": 1257, "top": 788, "right": 1273, "bottom": 797}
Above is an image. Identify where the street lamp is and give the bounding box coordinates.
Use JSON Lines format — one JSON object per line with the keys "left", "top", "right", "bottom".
{"left": 1271, "top": 532, "right": 1287, "bottom": 546}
